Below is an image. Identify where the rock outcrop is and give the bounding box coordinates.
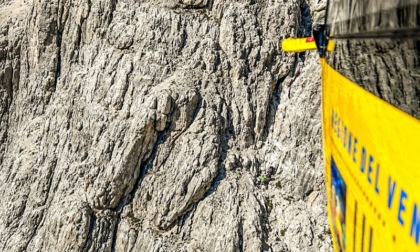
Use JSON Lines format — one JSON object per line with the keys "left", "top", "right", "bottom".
{"left": 0, "top": 0, "right": 332, "bottom": 251}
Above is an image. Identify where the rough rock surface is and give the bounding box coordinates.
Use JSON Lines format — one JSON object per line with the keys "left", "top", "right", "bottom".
{"left": 330, "top": 38, "right": 420, "bottom": 118}
{"left": 0, "top": 0, "right": 332, "bottom": 251}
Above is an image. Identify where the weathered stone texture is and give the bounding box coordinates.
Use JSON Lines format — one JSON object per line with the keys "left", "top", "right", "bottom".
{"left": 0, "top": 0, "right": 332, "bottom": 251}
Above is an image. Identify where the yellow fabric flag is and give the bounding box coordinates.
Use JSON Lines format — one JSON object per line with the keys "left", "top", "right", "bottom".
{"left": 321, "top": 58, "right": 420, "bottom": 252}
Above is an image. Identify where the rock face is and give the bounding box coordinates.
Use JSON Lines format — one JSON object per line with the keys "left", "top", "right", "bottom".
{"left": 329, "top": 39, "right": 420, "bottom": 118}
{"left": 0, "top": 0, "right": 332, "bottom": 251}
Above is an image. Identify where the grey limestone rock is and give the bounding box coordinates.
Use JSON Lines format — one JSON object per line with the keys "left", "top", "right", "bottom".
{"left": 0, "top": 0, "right": 332, "bottom": 251}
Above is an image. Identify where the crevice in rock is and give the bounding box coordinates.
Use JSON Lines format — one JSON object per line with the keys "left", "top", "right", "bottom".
{"left": 0, "top": 117, "right": 7, "bottom": 164}
{"left": 237, "top": 218, "right": 244, "bottom": 252}
{"left": 174, "top": 202, "right": 197, "bottom": 234}
{"left": 82, "top": 210, "right": 97, "bottom": 252}
{"left": 53, "top": 30, "right": 62, "bottom": 92}
{"left": 203, "top": 153, "right": 227, "bottom": 198}
{"left": 177, "top": 0, "right": 214, "bottom": 11}
{"left": 290, "top": 53, "right": 301, "bottom": 77}
{"left": 299, "top": 2, "right": 313, "bottom": 38}
{"left": 110, "top": 215, "right": 120, "bottom": 252}
{"left": 52, "top": 0, "right": 71, "bottom": 93}
{"left": 107, "top": 123, "right": 173, "bottom": 250}
{"left": 256, "top": 196, "right": 272, "bottom": 252}
{"left": 262, "top": 73, "right": 287, "bottom": 141}
{"left": 10, "top": 60, "right": 19, "bottom": 105}
{"left": 189, "top": 92, "right": 203, "bottom": 127}
{"left": 5, "top": 64, "right": 13, "bottom": 108}
{"left": 308, "top": 226, "right": 315, "bottom": 246}
{"left": 298, "top": 1, "right": 313, "bottom": 62}
{"left": 179, "top": 28, "right": 188, "bottom": 52}
{"left": 23, "top": 35, "right": 30, "bottom": 83}
{"left": 207, "top": 0, "right": 214, "bottom": 11}
{"left": 108, "top": 0, "right": 118, "bottom": 26}
{"left": 73, "top": 0, "right": 91, "bottom": 63}
{"left": 112, "top": 121, "right": 173, "bottom": 214}
{"left": 203, "top": 98, "right": 232, "bottom": 196}
{"left": 180, "top": 5, "right": 210, "bottom": 11}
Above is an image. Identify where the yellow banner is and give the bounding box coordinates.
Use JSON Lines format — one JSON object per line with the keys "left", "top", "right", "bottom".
{"left": 321, "top": 59, "right": 420, "bottom": 252}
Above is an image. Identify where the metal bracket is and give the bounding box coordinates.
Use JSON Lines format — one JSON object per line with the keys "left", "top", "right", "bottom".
{"left": 313, "top": 24, "right": 329, "bottom": 58}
